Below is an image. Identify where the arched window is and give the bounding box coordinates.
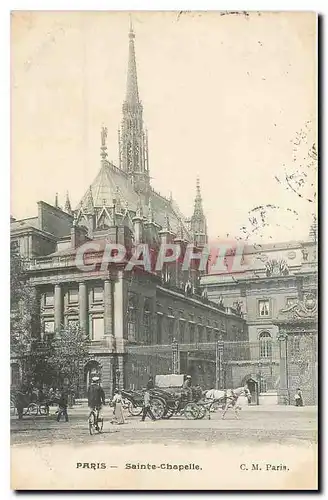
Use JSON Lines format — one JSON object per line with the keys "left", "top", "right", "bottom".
{"left": 259, "top": 331, "right": 272, "bottom": 358}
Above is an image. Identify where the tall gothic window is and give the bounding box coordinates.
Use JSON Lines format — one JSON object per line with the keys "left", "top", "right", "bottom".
{"left": 167, "top": 317, "right": 175, "bottom": 344}
{"left": 179, "top": 320, "right": 185, "bottom": 344}
{"left": 143, "top": 299, "right": 151, "bottom": 345}
{"left": 259, "top": 331, "right": 272, "bottom": 358}
{"left": 156, "top": 314, "right": 163, "bottom": 345}
{"left": 128, "top": 295, "right": 137, "bottom": 342}
{"left": 189, "top": 323, "right": 195, "bottom": 343}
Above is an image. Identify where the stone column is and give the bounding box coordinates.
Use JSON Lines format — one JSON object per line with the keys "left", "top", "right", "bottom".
{"left": 113, "top": 271, "right": 127, "bottom": 389}
{"left": 54, "top": 284, "right": 62, "bottom": 334}
{"left": 113, "top": 271, "right": 126, "bottom": 340}
{"left": 104, "top": 279, "right": 113, "bottom": 337}
{"left": 278, "top": 331, "right": 289, "bottom": 405}
{"left": 79, "top": 282, "right": 88, "bottom": 335}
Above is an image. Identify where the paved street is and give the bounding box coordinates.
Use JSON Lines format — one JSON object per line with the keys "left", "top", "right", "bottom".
{"left": 11, "top": 405, "right": 317, "bottom": 447}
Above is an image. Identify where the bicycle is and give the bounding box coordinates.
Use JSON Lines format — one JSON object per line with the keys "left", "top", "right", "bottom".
{"left": 88, "top": 407, "right": 104, "bottom": 435}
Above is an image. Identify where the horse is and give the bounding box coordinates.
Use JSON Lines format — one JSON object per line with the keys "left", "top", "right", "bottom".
{"left": 204, "top": 386, "right": 250, "bottom": 419}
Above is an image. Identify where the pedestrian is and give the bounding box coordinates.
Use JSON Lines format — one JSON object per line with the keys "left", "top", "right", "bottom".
{"left": 146, "top": 376, "right": 154, "bottom": 390}
{"left": 111, "top": 389, "right": 125, "bottom": 425}
{"left": 294, "top": 388, "right": 304, "bottom": 407}
{"left": 140, "top": 389, "right": 155, "bottom": 422}
{"left": 57, "top": 388, "right": 69, "bottom": 422}
{"left": 15, "top": 386, "right": 26, "bottom": 420}
{"left": 88, "top": 376, "right": 106, "bottom": 429}
{"left": 183, "top": 375, "right": 193, "bottom": 402}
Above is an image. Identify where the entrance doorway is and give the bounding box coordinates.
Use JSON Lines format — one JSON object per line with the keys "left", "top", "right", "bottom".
{"left": 245, "top": 377, "right": 259, "bottom": 405}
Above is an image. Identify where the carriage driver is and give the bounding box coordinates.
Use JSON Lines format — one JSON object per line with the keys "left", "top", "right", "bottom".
{"left": 183, "top": 375, "right": 193, "bottom": 402}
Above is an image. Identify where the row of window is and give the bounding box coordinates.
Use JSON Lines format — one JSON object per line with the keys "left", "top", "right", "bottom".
{"left": 43, "top": 316, "right": 105, "bottom": 341}
{"left": 44, "top": 287, "right": 104, "bottom": 307}
{"left": 128, "top": 314, "right": 222, "bottom": 345}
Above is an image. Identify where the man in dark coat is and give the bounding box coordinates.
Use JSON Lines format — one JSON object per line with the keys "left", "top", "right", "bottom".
{"left": 146, "top": 376, "right": 154, "bottom": 390}
{"left": 88, "top": 376, "right": 106, "bottom": 423}
{"left": 140, "top": 389, "right": 156, "bottom": 422}
{"left": 57, "top": 388, "right": 69, "bottom": 422}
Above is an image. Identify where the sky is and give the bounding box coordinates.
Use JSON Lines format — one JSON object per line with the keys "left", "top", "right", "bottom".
{"left": 11, "top": 11, "right": 317, "bottom": 242}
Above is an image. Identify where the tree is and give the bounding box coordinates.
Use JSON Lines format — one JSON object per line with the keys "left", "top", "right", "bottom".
{"left": 47, "top": 325, "right": 91, "bottom": 398}
{"left": 10, "top": 247, "right": 37, "bottom": 357}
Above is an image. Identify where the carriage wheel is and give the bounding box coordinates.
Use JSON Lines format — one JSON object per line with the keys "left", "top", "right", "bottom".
{"left": 196, "top": 404, "right": 207, "bottom": 420}
{"left": 163, "top": 407, "right": 175, "bottom": 419}
{"left": 88, "top": 412, "right": 96, "bottom": 435}
{"left": 183, "top": 403, "right": 199, "bottom": 420}
{"left": 122, "top": 398, "right": 130, "bottom": 410}
{"left": 27, "top": 403, "right": 38, "bottom": 416}
{"left": 128, "top": 402, "right": 143, "bottom": 416}
{"left": 10, "top": 398, "right": 16, "bottom": 416}
{"left": 150, "top": 398, "right": 165, "bottom": 420}
{"left": 38, "top": 404, "right": 49, "bottom": 416}
{"left": 97, "top": 417, "right": 104, "bottom": 433}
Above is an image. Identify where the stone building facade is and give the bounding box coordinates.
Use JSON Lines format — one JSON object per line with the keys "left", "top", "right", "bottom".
{"left": 200, "top": 229, "right": 318, "bottom": 405}
{"left": 10, "top": 24, "right": 246, "bottom": 396}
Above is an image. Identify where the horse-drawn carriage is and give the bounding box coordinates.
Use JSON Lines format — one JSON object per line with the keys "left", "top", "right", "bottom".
{"left": 120, "top": 388, "right": 165, "bottom": 419}
{"left": 122, "top": 375, "right": 212, "bottom": 420}
{"left": 10, "top": 389, "right": 50, "bottom": 417}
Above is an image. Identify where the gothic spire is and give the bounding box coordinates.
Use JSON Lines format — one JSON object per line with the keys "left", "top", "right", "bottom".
{"left": 65, "top": 191, "right": 72, "bottom": 214}
{"left": 193, "top": 177, "right": 204, "bottom": 216}
{"left": 119, "top": 22, "right": 150, "bottom": 193}
{"left": 85, "top": 185, "right": 95, "bottom": 214}
{"left": 147, "top": 198, "right": 154, "bottom": 224}
{"left": 126, "top": 18, "right": 139, "bottom": 104}
{"left": 190, "top": 177, "right": 208, "bottom": 248}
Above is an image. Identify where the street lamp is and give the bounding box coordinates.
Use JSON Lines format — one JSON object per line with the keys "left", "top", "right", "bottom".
{"left": 216, "top": 338, "right": 224, "bottom": 389}
{"left": 172, "top": 338, "right": 180, "bottom": 374}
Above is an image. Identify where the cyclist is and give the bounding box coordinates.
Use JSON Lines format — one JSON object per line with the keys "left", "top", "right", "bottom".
{"left": 87, "top": 376, "right": 106, "bottom": 429}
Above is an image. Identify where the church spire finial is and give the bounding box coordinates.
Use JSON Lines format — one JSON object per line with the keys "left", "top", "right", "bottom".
{"left": 190, "top": 177, "right": 208, "bottom": 248}
{"left": 126, "top": 18, "right": 139, "bottom": 104}
{"left": 119, "top": 22, "right": 150, "bottom": 193}
{"left": 129, "top": 13, "right": 134, "bottom": 36}
{"left": 100, "top": 126, "right": 108, "bottom": 162}
{"left": 65, "top": 191, "right": 72, "bottom": 214}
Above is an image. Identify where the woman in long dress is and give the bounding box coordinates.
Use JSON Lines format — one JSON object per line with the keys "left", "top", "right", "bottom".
{"left": 112, "top": 390, "right": 125, "bottom": 424}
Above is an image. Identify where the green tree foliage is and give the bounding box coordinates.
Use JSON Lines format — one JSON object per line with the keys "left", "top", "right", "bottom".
{"left": 46, "top": 325, "right": 91, "bottom": 397}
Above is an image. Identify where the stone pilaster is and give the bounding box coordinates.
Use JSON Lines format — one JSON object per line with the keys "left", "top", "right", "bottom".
{"left": 54, "top": 284, "right": 62, "bottom": 334}
{"left": 278, "top": 331, "right": 290, "bottom": 405}
{"left": 113, "top": 271, "right": 127, "bottom": 340}
{"left": 79, "top": 282, "right": 88, "bottom": 334}
{"left": 104, "top": 279, "right": 113, "bottom": 337}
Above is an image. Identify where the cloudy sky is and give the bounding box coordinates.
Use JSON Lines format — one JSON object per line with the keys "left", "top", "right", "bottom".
{"left": 11, "top": 11, "right": 316, "bottom": 242}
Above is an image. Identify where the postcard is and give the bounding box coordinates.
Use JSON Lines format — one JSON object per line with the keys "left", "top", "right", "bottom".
{"left": 10, "top": 10, "right": 318, "bottom": 490}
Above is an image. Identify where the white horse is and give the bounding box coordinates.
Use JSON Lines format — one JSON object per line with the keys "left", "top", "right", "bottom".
{"left": 204, "top": 386, "right": 250, "bottom": 419}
